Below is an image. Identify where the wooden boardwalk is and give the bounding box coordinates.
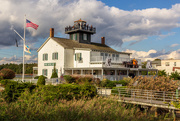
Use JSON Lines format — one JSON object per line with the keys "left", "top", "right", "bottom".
{"left": 97, "top": 88, "right": 179, "bottom": 110}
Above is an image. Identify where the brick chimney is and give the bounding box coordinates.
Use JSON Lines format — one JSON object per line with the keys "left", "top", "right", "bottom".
{"left": 101, "top": 37, "right": 105, "bottom": 45}
{"left": 50, "top": 28, "right": 54, "bottom": 37}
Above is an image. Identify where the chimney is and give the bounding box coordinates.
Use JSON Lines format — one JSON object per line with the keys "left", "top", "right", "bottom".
{"left": 101, "top": 37, "right": 105, "bottom": 45}
{"left": 50, "top": 28, "right": 54, "bottom": 37}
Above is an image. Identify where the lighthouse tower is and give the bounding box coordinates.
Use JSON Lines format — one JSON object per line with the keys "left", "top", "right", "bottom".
{"left": 65, "top": 19, "right": 96, "bottom": 44}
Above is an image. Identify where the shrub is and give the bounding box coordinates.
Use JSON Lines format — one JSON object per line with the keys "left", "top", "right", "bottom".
{"left": 158, "top": 70, "right": 167, "bottom": 77}
{"left": 34, "top": 75, "right": 47, "bottom": 79}
{"left": 114, "top": 80, "right": 129, "bottom": 86}
{"left": 19, "top": 84, "right": 97, "bottom": 103}
{"left": 2, "top": 80, "right": 36, "bottom": 102}
{"left": 64, "top": 75, "right": 76, "bottom": 83}
{"left": 37, "top": 75, "right": 46, "bottom": 86}
{"left": 0, "top": 68, "right": 15, "bottom": 79}
{"left": 101, "top": 79, "right": 115, "bottom": 88}
{"left": 170, "top": 71, "right": 180, "bottom": 80}
{"left": 128, "top": 76, "right": 178, "bottom": 92}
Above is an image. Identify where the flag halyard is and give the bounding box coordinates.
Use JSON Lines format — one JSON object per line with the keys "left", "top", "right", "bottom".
{"left": 26, "top": 19, "right": 39, "bottom": 30}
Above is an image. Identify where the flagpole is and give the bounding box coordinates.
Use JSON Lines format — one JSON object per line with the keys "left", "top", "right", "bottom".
{"left": 23, "top": 15, "right": 26, "bottom": 82}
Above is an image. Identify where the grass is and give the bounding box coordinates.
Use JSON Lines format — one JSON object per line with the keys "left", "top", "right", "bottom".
{"left": 0, "top": 96, "right": 171, "bottom": 121}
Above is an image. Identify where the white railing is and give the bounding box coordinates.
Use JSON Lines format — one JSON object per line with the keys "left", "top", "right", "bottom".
{"left": 90, "top": 56, "right": 141, "bottom": 64}
{"left": 97, "top": 88, "right": 178, "bottom": 105}
{"left": 93, "top": 75, "right": 128, "bottom": 81}
{"left": 13, "top": 78, "right": 64, "bottom": 85}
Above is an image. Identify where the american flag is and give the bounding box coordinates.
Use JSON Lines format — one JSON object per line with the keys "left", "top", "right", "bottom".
{"left": 26, "top": 19, "right": 39, "bottom": 30}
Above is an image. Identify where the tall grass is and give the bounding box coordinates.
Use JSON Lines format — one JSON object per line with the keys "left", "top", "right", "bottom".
{"left": 0, "top": 96, "right": 169, "bottom": 121}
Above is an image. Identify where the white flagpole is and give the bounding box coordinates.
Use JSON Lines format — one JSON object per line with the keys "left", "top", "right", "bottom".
{"left": 22, "top": 15, "right": 26, "bottom": 82}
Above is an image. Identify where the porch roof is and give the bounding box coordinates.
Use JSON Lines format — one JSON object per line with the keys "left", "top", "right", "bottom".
{"left": 64, "top": 67, "right": 158, "bottom": 71}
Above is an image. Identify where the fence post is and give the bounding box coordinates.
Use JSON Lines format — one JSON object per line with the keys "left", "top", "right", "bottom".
{"left": 105, "top": 87, "right": 107, "bottom": 97}
{"left": 176, "top": 89, "right": 178, "bottom": 99}
{"left": 163, "top": 91, "right": 165, "bottom": 102}
{"left": 134, "top": 89, "right": 135, "bottom": 101}
{"left": 172, "top": 94, "right": 173, "bottom": 101}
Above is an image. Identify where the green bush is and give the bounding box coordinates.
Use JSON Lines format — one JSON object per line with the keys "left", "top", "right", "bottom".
{"left": 0, "top": 68, "right": 15, "bottom": 79}
{"left": 2, "top": 80, "right": 36, "bottom": 102}
{"left": 158, "top": 70, "right": 167, "bottom": 77}
{"left": 111, "top": 86, "right": 127, "bottom": 94}
{"left": 64, "top": 75, "right": 76, "bottom": 83}
{"left": 37, "top": 75, "right": 46, "bottom": 86}
{"left": 34, "top": 75, "right": 47, "bottom": 79}
{"left": 170, "top": 71, "right": 180, "bottom": 80}
{"left": 115, "top": 80, "right": 129, "bottom": 86}
{"left": 101, "top": 79, "right": 115, "bottom": 88}
{"left": 19, "top": 84, "right": 97, "bottom": 103}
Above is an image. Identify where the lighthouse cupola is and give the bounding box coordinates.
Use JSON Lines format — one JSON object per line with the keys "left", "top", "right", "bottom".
{"left": 65, "top": 18, "right": 96, "bottom": 44}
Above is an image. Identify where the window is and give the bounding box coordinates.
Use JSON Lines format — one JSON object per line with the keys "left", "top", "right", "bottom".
{"left": 73, "top": 33, "right": 77, "bottom": 40}
{"left": 43, "top": 54, "right": 48, "bottom": 61}
{"left": 105, "top": 53, "right": 108, "bottom": 57}
{"left": 83, "top": 34, "right": 87, "bottom": 40}
{"left": 174, "top": 62, "right": 176, "bottom": 66}
{"left": 75, "top": 53, "right": 82, "bottom": 61}
{"left": 42, "top": 69, "right": 47, "bottom": 76}
{"left": 165, "top": 62, "right": 170, "bottom": 66}
{"left": 70, "top": 34, "right": 77, "bottom": 40}
{"left": 112, "top": 54, "right": 115, "bottom": 58}
{"left": 116, "top": 54, "right": 119, "bottom": 58}
{"left": 100, "top": 53, "right": 104, "bottom": 56}
{"left": 52, "top": 52, "right": 58, "bottom": 60}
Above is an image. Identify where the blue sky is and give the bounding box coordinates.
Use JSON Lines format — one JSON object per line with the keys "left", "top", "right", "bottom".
{"left": 0, "top": 0, "right": 180, "bottom": 64}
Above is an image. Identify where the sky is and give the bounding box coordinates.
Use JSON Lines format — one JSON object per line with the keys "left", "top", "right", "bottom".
{"left": 0, "top": 0, "right": 180, "bottom": 64}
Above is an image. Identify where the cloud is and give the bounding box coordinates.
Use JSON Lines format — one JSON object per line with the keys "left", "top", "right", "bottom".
{"left": 0, "top": 54, "right": 37, "bottom": 64}
{"left": 0, "top": 0, "right": 180, "bottom": 48}
{"left": 170, "top": 43, "right": 179, "bottom": 47}
{"left": 125, "top": 49, "right": 180, "bottom": 61}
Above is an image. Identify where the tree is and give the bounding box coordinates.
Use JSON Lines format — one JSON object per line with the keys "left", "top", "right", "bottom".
{"left": 51, "top": 66, "right": 58, "bottom": 78}
{"left": 0, "top": 68, "right": 15, "bottom": 79}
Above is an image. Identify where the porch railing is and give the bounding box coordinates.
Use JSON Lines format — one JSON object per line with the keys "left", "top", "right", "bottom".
{"left": 90, "top": 56, "right": 141, "bottom": 64}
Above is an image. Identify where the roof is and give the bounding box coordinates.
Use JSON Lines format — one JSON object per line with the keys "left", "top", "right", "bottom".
{"left": 37, "top": 37, "right": 131, "bottom": 54}
{"left": 74, "top": 18, "right": 86, "bottom": 23}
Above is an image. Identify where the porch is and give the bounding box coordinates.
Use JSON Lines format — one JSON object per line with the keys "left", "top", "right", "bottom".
{"left": 64, "top": 67, "right": 158, "bottom": 81}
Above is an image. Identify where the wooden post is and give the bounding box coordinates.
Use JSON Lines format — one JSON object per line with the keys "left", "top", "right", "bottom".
{"left": 163, "top": 91, "right": 165, "bottom": 102}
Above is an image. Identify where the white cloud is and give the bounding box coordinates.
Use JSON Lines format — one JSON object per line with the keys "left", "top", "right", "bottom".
{"left": 0, "top": 55, "right": 37, "bottom": 64}
{"left": 0, "top": 0, "right": 180, "bottom": 47}
{"left": 124, "top": 49, "right": 180, "bottom": 61}
{"left": 170, "top": 44, "right": 179, "bottom": 47}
